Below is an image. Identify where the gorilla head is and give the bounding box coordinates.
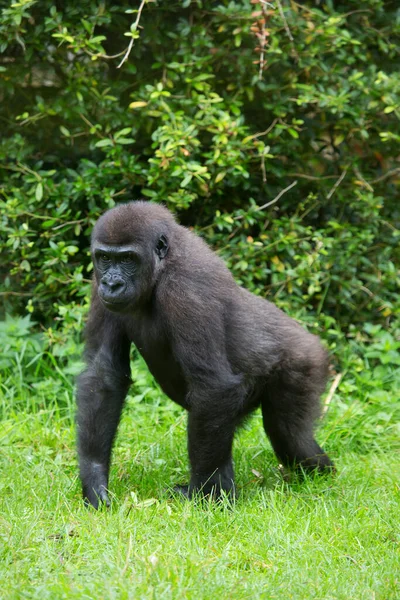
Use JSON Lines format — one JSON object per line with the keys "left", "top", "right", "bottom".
{"left": 92, "top": 202, "right": 171, "bottom": 311}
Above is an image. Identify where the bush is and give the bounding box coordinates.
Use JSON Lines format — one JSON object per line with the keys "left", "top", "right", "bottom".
{"left": 1, "top": 0, "right": 399, "bottom": 333}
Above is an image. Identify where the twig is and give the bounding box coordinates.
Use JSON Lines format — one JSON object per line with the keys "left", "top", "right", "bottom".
{"left": 261, "top": 154, "right": 267, "bottom": 183}
{"left": 52, "top": 219, "right": 86, "bottom": 231}
{"left": 289, "top": 173, "right": 337, "bottom": 181}
{"left": 370, "top": 167, "right": 400, "bottom": 185}
{"left": 257, "top": 180, "right": 298, "bottom": 211}
{"left": 276, "top": 0, "right": 299, "bottom": 60}
{"left": 353, "top": 166, "right": 374, "bottom": 192}
{"left": 245, "top": 119, "right": 278, "bottom": 142}
{"left": 235, "top": 180, "right": 297, "bottom": 220}
{"left": 79, "top": 113, "right": 103, "bottom": 139}
{"left": 276, "top": 0, "right": 293, "bottom": 41}
{"left": 16, "top": 162, "right": 41, "bottom": 180}
{"left": 293, "top": 1, "right": 370, "bottom": 18}
{"left": 382, "top": 219, "right": 399, "bottom": 233}
{"left": 321, "top": 372, "right": 343, "bottom": 418}
{"left": 326, "top": 167, "right": 348, "bottom": 200}
{"left": 20, "top": 113, "right": 47, "bottom": 127}
{"left": 342, "top": 9, "right": 372, "bottom": 17}
{"left": 111, "top": 188, "right": 128, "bottom": 198}
{"left": 11, "top": 211, "right": 63, "bottom": 221}
{"left": 253, "top": 0, "right": 271, "bottom": 80}
{"left": 117, "top": 0, "right": 147, "bottom": 69}
{"left": 359, "top": 285, "right": 374, "bottom": 298}
{"left": 258, "top": 26, "right": 267, "bottom": 80}
{"left": 0, "top": 291, "right": 33, "bottom": 296}
{"left": 86, "top": 49, "right": 126, "bottom": 60}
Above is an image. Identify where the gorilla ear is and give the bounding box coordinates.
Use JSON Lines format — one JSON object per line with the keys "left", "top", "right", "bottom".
{"left": 155, "top": 235, "right": 169, "bottom": 259}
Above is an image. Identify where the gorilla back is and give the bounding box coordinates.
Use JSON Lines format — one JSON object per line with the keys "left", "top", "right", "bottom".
{"left": 76, "top": 201, "right": 333, "bottom": 508}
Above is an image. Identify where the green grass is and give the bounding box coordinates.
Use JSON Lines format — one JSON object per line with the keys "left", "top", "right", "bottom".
{"left": 1, "top": 362, "right": 399, "bottom": 600}
{"left": 1, "top": 329, "right": 400, "bottom": 600}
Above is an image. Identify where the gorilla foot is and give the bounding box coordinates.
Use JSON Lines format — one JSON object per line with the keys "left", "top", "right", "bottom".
{"left": 296, "top": 452, "right": 335, "bottom": 473}
{"left": 171, "top": 484, "right": 191, "bottom": 499}
{"left": 83, "top": 485, "right": 110, "bottom": 509}
{"left": 80, "top": 461, "right": 111, "bottom": 509}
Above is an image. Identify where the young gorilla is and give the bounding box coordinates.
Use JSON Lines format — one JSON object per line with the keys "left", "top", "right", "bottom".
{"left": 77, "top": 201, "right": 333, "bottom": 508}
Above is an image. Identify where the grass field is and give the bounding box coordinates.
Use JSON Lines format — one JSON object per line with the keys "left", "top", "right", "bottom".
{"left": 1, "top": 342, "right": 399, "bottom": 599}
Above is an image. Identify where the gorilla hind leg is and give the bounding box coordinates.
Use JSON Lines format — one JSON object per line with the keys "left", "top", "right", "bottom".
{"left": 261, "top": 374, "right": 333, "bottom": 472}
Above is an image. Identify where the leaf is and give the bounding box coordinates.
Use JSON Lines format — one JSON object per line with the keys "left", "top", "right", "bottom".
{"left": 115, "top": 137, "right": 135, "bottom": 145}
{"left": 129, "top": 101, "right": 148, "bottom": 109}
{"left": 81, "top": 19, "right": 92, "bottom": 34}
{"left": 334, "top": 134, "right": 345, "bottom": 146}
{"left": 60, "top": 126, "right": 70, "bottom": 137}
{"left": 52, "top": 33, "right": 75, "bottom": 43}
{"left": 35, "top": 182, "right": 43, "bottom": 201}
{"left": 215, "top": 171, "right": 226, "bottom": 184}
{"left": 136, "top": 498, "right": 158, "bottom": 509}
{"left": 65, "top": 245, "right": 79, "bottom": 255}
{"left": 42, "top": 220, "right": 57, "bottom": 228}
{"left": 124, "top": 30, "right": 140, "bottom": 39}
{"left": 114, "top": 127, "right": 132, "bottom": 139}
{"left": 95, "top": 139, "right": 113, "bottom": 148}
{"left": 180, "top": 174, "right": 193, "bottom": 188}
{"left": 90, "top": 36, "right": 106, "bottom": 44}
{"left": 20, "top": 260, "right": 31, "bottom": 272}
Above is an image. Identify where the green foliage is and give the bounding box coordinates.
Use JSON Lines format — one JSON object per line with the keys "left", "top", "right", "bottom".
{"left": 0, "top": 0, "right": 399, "bottom": 330}
{"left": 1, "top": 5, "right": 399, "bottom": 592}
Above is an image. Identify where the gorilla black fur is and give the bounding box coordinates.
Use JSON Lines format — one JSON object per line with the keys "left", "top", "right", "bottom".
{"left": 77, "top": 201, "right": 333, "bottom": 508}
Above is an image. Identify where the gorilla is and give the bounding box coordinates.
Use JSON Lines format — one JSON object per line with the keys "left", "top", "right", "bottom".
{"left": 76, "top": 201, "right": 333, "bottom": 508}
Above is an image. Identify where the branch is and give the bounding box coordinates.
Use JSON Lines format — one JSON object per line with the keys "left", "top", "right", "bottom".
{"left": 326, "top": 167, "right": 348, "bottom": 200}
{"left": 288, "top": 172, "right": 337, "bottom": 181}
{"left": 370, "top": 167, "right": 400, "bottom": 185}
{"left": 353, "top": 166, "right": 374, "bottom": 192}
{"left": 117, "top": 0, "right": 147, "bottom": 69}
{"left": 261, "top": 154, "right": 267, "bottom": 184}
{"left": 256, "top": 179, "right": 298, "bottom": 211}
{"left": 0, "top": 291, "right": 32, "bottom": 297}
{"left": 276, "top": 0, "right": 299, "bottom": 60}
{"left": 86, "top": 49, "right": 126, "bottom": 60}
{"left": 79, "top": 113, "right": 103, "bottom": 139}
{"left": 235, "top": 180, "right": 297, "bottom": 220}
{"left": 253, "top": 0, "right": 271, "bottom": 80}
{"left": 244, "top": 119, "right": 278, "bottom": 142}
{"left": 52, "top": 219, "right": 86, "bottom": 231}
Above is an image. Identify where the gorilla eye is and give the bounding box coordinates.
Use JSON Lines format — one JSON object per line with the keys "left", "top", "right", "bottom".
{"left": 121, "top": 255, "right": 134, "bottom": 264}
{"left": 99, "top": 253, "right": 109, "bottom": 263}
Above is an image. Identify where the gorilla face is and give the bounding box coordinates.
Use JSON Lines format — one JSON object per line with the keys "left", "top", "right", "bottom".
{"left": 92, "top": 235, "right": 169, "bottom": 312}
{"left": 93, "top": 245, "right": 141, "bottom": 312}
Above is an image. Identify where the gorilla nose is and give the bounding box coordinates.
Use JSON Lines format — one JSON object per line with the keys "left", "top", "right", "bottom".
{"left": 101, "top": 277, "right": 125, "bottom": 294}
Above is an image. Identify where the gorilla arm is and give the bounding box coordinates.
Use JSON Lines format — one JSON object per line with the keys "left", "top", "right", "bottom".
{"left": 76, "top": 296, "right": 131, "bottom": 508}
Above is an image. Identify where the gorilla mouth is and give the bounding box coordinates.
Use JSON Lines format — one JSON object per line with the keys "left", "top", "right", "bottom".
{"left": 101, "top": 298, "right": 129, "bottom": 312}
